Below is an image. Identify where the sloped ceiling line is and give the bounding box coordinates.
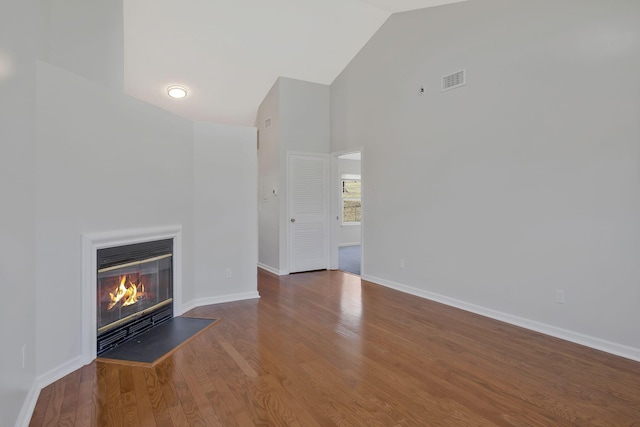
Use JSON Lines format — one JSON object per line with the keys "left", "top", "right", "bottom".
{"left": 123, "top": 0, "right": 468, "bottom": 126}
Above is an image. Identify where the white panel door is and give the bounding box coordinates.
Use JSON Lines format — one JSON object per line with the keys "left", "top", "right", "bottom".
{"left": 288, "top": 153, "right": 329, "bottom": 273}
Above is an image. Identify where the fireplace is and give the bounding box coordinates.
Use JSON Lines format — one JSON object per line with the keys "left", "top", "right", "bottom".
{"left": 96, "top": 239, "right": 173, "bottom": 355}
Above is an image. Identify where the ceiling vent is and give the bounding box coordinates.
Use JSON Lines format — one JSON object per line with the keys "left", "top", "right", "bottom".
{"left": 442, "top": 70, "right": 466, "bottom": 92}
{"left": 264, "top": 117, "right": 272, "bottom": 129}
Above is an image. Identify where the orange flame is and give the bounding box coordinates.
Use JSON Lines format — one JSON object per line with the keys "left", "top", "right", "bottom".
{"left": 107, "top": 275, "right": 144, "bottom": 310}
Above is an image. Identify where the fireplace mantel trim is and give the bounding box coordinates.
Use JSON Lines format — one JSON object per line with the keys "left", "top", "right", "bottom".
{"left": 81, "top": 225, "right": 183, "bottom": 364}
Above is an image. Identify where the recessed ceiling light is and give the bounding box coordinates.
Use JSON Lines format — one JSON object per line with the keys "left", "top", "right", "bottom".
{"left": 167, "top": 85, "right": 187, "bottom": 99}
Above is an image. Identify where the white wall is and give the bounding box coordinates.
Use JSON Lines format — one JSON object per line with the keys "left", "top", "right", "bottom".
{"left": 278, "top": 78, "right": 331, "bottom": 272}
{"left": 48, "top": 0, "right": 123, "bottom": 88}
{"left": 338, "top": 158, "right": 361, "bottom": 246}
{"left": 279, "top": 78, "right": 331, "bottom": 153}
{"left": 256, "top": 78, "right": 331, "bottom": 274}
{"left": 0, "top": 0, "right": 45, "bottom": 425}
{"left": 193, "top": 123, "right": 258, "bottom": 302}
{"left": 331, "top": 0, "right": 640, "bottom": 355}
{"left": 256, "top": 81, "right": 281, "bottom": 273}
{"left": 339, "top": 223, "right": 362, "bottom": 247}
{"left": 35, "top": 61, "right": 195, "bottom": 376}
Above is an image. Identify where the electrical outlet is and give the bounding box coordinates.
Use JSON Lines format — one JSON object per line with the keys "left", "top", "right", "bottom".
{"left": 225, "top": 268, "right": 232, "bottom": 279}
{"left": 555, "top": 290, "right": 565, "bottom": 304}
{"left": 400, "top": 259, "right": 405, "bottom": 269}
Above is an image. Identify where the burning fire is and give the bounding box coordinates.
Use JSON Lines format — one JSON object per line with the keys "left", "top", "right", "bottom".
{"left": 107, "top": 275, "right": 144, "bottom": 310}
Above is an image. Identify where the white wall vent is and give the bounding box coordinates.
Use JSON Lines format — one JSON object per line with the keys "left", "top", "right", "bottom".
{"left": 264, "top": 117, "right": 272, "bottom": 129}
{"left": 442, "top": 70, "right": 466, "bottom": 92}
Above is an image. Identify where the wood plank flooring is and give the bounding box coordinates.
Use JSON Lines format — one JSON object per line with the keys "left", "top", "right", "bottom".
{"left": 30, "top": 269, "right": 640, "bottom": 426}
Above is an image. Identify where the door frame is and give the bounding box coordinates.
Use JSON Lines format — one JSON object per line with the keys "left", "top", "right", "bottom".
{"left": 329, "top": 148, "right": 364, "bottom": 273}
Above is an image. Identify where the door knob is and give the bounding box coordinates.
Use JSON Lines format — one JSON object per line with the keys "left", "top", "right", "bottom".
{"left": 290, "top": 218, "right": 296, "bottom": 223}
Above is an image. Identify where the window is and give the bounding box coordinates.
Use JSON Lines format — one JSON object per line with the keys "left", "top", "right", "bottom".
{"left": 342, "top": 175, "right": 361, "bottom": 224}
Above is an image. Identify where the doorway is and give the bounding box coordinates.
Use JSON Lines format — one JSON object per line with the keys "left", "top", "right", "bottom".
{"left": 333, "top": 151, "right": 362, "bottom": 276}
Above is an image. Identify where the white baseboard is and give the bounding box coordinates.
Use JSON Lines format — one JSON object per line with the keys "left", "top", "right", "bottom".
{"left": 362, "top": 274, "right": 640, "bottom": 363}
{"left": 16, "top": 383, "right": 41, "bottom": 427}
{"left": 35, "top": 355, "right": 86, "bottom": 393}
{"left": 339, "top": 243, "right": 361, "bottom": 247}
{"left": 16, "top": 354, "right": 86, "bottom": 427}
{"left": 258, "top": 263, "right": 289, "bottom": 276}
{"left": 182, "top": 291, "right": 260, "bottom": 314}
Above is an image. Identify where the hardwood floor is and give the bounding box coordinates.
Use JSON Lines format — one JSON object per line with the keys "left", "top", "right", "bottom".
{"left": 30, "top": 269, "right": 640, "bottom": 426}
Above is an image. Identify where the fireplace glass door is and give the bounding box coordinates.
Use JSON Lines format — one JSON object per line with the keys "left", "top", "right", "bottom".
{"left": 96, "top": 239, "right": 173, "bottom": 354}
{"left": 97, "top": 255, "right": 172, "bottom": 332}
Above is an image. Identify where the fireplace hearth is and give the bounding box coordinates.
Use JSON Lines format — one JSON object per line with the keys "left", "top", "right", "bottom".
{"left": 96, "top": 239, "right": 173, "bottom": 355}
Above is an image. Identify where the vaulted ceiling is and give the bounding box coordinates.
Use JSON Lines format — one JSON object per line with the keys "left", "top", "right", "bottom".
{"left": 123, "top": 0, "right": 467, "bottom": 126}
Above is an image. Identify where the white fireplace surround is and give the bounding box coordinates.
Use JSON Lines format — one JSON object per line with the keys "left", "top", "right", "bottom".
{"left": 81, "top": 225, "right": 183, "bottom": 364}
